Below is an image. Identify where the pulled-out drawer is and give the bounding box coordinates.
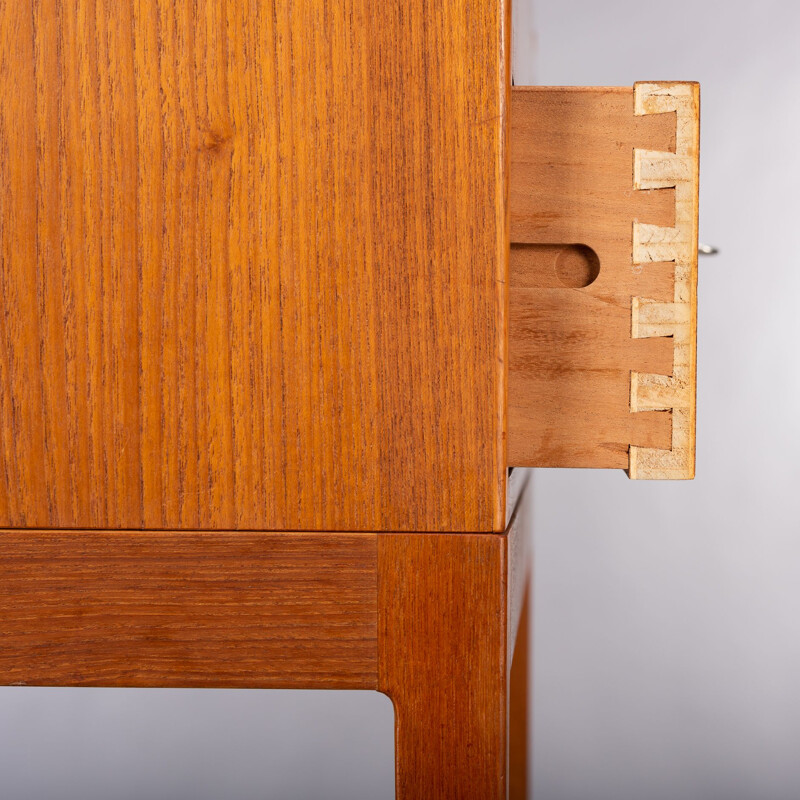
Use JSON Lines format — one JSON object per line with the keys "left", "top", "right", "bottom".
{"left": 508, "top": 83, "right": 700, "bottom": 479}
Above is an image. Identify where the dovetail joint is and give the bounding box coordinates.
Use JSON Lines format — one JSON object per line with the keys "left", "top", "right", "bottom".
{"left": 629, "top": 82, "right": 699, "bottom": 480}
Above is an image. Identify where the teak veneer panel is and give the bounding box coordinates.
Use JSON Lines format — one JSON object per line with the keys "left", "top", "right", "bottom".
{"left": 0, "top": 0, "right": 509, "bottom": 532}
{"left": 0, "top": 531, "right": 378, "bottom": 688}
{"left": 508, "top": 85, "right": 699, "bottom": 476}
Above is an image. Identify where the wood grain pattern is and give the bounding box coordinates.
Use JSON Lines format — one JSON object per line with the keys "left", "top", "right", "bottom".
{"left": 378, "top": 474, "right": 530, "bottom": 799}
{"left": 630, "top": 82, "right": 699, "bottom": 479}
{"left": 0, "top": 0, "right": 508, "bottom": 532}
{"left": 380, "top": 533, "right": 506, "bottom": 798}
{"left": 0, "top": 531, "right": 378, "bottom": 688}
{"left": 508, "top": 86, "right": 698, "bottom": 472}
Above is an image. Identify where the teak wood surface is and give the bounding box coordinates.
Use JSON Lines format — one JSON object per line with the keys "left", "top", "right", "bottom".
{"left": 379, "top": 485, "right": 530, "bottom": 799}
{"left": 508, "top": 86, "right": 699, "bottom": 476}
{"left": 0, "top": 0, "right": 509, "bottom": 533}
{"left": 0, "top": 531, "right": 378, "bottom": 688}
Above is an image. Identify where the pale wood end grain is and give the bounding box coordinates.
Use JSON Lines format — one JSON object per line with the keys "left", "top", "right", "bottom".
{"left": 630, "top": 81, "right": 700, "bottom": 479}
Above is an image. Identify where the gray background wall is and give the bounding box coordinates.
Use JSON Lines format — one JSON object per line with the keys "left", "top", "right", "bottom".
{"left": 522, "top": 2, "right": 800, "bottom": 798}
{"left": 2, "top": 1, "right": 798, "bottom": 798}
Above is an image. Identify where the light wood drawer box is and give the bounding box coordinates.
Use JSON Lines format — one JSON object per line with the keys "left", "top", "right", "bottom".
{"left": 508, "top": 84, "right": 700, "bottom": 480}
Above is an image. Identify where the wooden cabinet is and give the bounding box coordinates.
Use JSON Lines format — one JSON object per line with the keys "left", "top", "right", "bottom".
{"left": 0, "top": 0, "right": 507, "bottom": 533}
{"left": 0, "top": 2, "right": 698, "bottom": 796}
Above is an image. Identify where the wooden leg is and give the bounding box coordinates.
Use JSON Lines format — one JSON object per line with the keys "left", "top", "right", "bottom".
{"left": 510, "top": 579, "right": 531, "bottom": 800}
{"left": 377, "top": 475, "right": 531, "bottom": 800}
{"left": 379, "top": 532, "right": 508, "bottom": 799}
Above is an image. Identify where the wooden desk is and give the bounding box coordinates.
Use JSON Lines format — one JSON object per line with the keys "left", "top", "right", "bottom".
{"left": 0, "top": 2, "right": 697, "bottom": 796}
